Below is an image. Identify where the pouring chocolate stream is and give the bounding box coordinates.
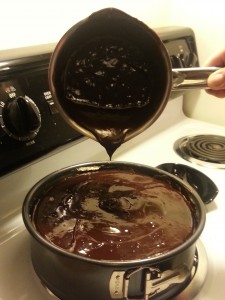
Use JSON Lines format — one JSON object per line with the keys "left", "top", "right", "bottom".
{"left": 63, "top": 35, "right": 154, "bottom": 158}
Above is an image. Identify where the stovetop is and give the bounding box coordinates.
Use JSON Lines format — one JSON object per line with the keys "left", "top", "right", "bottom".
{"left": 0, "top": 97, "right": 225, "bottom": 299}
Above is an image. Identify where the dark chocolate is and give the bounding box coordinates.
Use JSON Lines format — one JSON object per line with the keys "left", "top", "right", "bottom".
{"left": 33, "top": 169, "right": 194, "bottom": 261}
{"left": 62, "top": 36, "right": 155, "bottom": 158}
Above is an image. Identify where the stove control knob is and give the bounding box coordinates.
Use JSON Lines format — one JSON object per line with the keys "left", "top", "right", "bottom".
{"left": 1, "top": 96, "right": 41, "bottom": 141}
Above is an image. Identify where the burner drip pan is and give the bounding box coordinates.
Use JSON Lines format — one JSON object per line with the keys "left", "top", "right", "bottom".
{"left": 174, "top": 134, "right": 225, "bottom": 168}
{"left": 40, "top": 240, "right": 207, "bottom": 300}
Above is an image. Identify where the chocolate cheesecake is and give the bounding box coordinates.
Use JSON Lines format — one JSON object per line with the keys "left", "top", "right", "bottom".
{"left": 33, "top": 168, "right": 194, "bottom": 261}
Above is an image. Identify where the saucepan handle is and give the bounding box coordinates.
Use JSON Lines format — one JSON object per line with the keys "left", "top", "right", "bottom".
{"left": 172, "top": 67, "right": 220, "bottom": 90}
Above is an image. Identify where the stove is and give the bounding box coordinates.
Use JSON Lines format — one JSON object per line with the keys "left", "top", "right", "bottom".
{"left": 174, "top": 134, "right": 225, "bottom": 168}
{"left": 0, "top": 26, "right": 225, "bottom": 300}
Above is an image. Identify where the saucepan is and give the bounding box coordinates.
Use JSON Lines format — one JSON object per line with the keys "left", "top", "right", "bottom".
{"left": 49, "top": 7, "right": 219, "bottom": 144}
{"left": 22, "top": 161, "right": 206, "bottom": 300}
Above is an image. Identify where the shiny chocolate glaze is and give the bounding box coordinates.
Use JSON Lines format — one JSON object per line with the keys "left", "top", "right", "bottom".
{"left": 63, "top": 37, "right": 155, "bottom": 158}
{"left": 33, "top": 169, "right": 194, "bottom": 261}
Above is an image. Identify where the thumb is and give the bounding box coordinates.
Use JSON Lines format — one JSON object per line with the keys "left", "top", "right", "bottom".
{"left": 207, "top": 69, "right": 225, "bottom": 90}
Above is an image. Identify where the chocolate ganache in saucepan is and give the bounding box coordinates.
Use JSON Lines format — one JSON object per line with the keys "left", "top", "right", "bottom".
{"left": 62, "top": 36, "right": 154, "bottom": 158}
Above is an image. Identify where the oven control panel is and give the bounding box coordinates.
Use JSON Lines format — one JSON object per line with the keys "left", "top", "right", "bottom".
{"left": 0, "top": 26, "right": 199, "bottom": 176}
{"left": 0, "top": 54, "right": 82, "bottom": 176}
{"left": 156, "top": 26, "right": 199, "bottom": 68}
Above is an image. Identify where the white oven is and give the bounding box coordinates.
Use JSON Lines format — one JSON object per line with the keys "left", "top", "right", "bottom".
{"left": 0, "top": 27, "right": 225, "bottom": 300}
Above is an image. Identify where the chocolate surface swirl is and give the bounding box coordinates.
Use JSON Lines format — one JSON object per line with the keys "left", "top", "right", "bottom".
{"left": 33, "top": 169, "right": 194, "bottom": 261}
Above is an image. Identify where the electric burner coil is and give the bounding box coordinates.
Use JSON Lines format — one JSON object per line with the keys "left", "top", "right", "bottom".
{"left": 174, "top": 134, "right": 225, "bottom": 168}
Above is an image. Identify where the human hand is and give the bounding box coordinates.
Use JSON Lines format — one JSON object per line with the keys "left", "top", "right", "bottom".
{"left": 205, "top": 48, "right": 225, "bottom": 98}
